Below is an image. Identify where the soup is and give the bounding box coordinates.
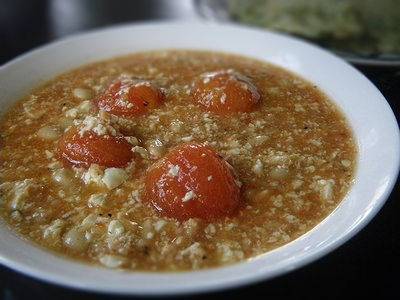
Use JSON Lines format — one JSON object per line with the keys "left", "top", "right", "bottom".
{"left": 0, "top": 50, "right": 356, "bottom": 271}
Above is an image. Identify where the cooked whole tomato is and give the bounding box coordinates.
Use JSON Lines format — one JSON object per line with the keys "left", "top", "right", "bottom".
{"left": 145, "top": 143, "right": 241, "bottom": 221}
{"left": 96, "top": 77, "right": 165, "bottom": 117}
{"left": 191, "top": 70, "right": 260, "bottom": 115}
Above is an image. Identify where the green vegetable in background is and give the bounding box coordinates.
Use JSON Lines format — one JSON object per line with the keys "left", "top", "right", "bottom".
{"left": 229, "top": 0, "right": 400, "bottom": 56}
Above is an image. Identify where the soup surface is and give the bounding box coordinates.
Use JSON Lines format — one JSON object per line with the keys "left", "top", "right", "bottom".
{"left": 0, "top": 50, "right": 356, "bottom": 271}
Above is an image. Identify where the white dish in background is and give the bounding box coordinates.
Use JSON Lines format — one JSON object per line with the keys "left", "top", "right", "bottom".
{"left": 0, "top": 22, "right": 399, "bottom": 296}
{"left": 194, "top": 0, "right": 400, "bottom": 67}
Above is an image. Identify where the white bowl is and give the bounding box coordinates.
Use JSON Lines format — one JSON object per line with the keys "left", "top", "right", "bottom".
{"left": 0, "top": 22, "right": 399, "bottom": 296}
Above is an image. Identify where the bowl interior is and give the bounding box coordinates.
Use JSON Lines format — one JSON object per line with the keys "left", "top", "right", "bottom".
{"left": 0, "top": 22, "right": 399, "bottom": 295}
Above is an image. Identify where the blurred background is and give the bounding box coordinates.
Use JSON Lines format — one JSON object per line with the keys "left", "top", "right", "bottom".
{"left": 198, "top": 0, "right": 400, "bottom": 63}
{"left": 0, "top": 0, "right": 399, "bottom": 299}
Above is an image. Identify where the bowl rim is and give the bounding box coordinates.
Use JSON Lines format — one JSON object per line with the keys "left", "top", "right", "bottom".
{"left": 0, "top": 21, "right": 399, "bottom": 296}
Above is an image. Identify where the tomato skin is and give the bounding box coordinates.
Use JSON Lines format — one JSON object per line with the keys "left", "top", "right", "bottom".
{"left": 191, "top": 70, "right": 260, "bottom": 115}
{"left": 57, "top": 127, "right": 133, "bottom": 168}
{"left": 96, "top": 78, "right": 165, "bottom": 117}
{"left": 145, "top": 143, "right": 241, "bottom": 221}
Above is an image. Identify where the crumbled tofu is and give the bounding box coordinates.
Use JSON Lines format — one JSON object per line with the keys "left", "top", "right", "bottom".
{"left": 226, "top": 139, "right": 240, "bottom": 148}
{"left": 153, "top": 220, "right": 167, "bottom": 232}
{"left": 130, "top": 190, "right": 141, "bottom": 202}
{"left": 204, "top": 224, "right": 216, "bottom": 236}
{"left": 180, "top": 242, "right": 205, "bottom": 261}
{"left": 309, "top": 139, "right": 322, "bottom": 147}
{"left": 267, "top": 230, "right": 290, "bottom": 243}
{"left": 252, "top": 159, "right": 263, "bottom": 176}
{"left": 10, "top": 210, "right": 22, "bottom": 221}
{"left": 125, "top": 136, "right": 139, "bottom": 146}
{"left": 220, "top": 93, "right": 227, "bottom": 104}
{"left": 148, "top": 139, "right": 165, "bottom": 158}
{"left": 147, "top": 66, "right": 157, "bottom": 74}
{"left": 170, "top": 120, "right": 183, "bottom": 133}
{"left": 225, "top": 148, "right": 241, "bottom": 156}
{"left": 80, "top": 214, "right": 97, "bottom": 228}
{"left": 225, "top": 223, "right": 237, "bottom": 231}
{"left": 216, "top": 242, "right": 244, "bottom": 262}
{"left": 132, "top": 146, "right": 148, "bottom": 158}
{"left": 88, "top": 193, "right": 106, "bottom": 207}
{"left": 102, "top": 168, "right": 128, "bottom": 189}
{"left": 183, "top": 218, "right": 199, "bottom": 237}
{"left": 0, "top": 179, "right": 39, "bottom": 211}
{"left": 182, "top": 190, "right": 196, "bottom": 202}
{"left": 47, "top": 161, "right": 62, "bottom": 170}
{"left": 32, "top": 207, "right": 46, "bottom": 221}
{"left": 142, "top": 219, "right": 154, "bottom": 240}
{"left": 168, "top": 165, "right": 180, "bottom": 177}
{"left": 271, "top": 195, "right": 283, "bottom": 207}
{"left": 285, "top": 214, "right": 298, "bottom": 224}
{"left": 292, "top": 179, "right": 304, "bottom": 189}
{"left": 82, "top": 164, "right": 104, "bottom": 185}
{"left": 77, "top": 100, "right": 93, "bottom": 113}
{"left": 37, "top": 126, "right": 61, "bottom": 140}
{"left": 267, "top": 87, "right": 280, "bottom": 95}
{"left": 270, "top": 166, "right": 289, "bottom": 180}
{"left": 58, "top": 190, "right": 66, "bottom": 198}
{"left": 175, "top": 236, "right": 183, "bottom": 245}
{"left": 77, "top": 115, "right": 117, "bottom": 137}
{"left": 99, "top": 255, "right": 126, "bottom": 268}
{"left": 250, "top": 135, "right": 268, "bottom": 146}
{"left": 294, "top": 103, "right": 305, "bottom": 112}
{"left": 305, "top": 166, "right": 316, "bottom": 173}
{"left": 73, "top": 88, "right": 93, "bottom": 100}
{"left": 52, "top": 168, "right": 73, "bottom": 186}
{"left": 234, "top": 179, "right": 242, "bottom": 188}
{"left": 63, "top": 227, "right": 88, "bottom": 251}
{"left": 108, "top": 220, "right": 125, "bottom": 237}
{"left": 267, "top": 154, "right": 289, "bottom": 165}
{"left": 315, "top": 179, "right": 335, "bottom": 200}
{"left": 254, "top": 189, "right": 269, "bottom": 202}
{"left": 23, "top": 96, "right": 44, "bottom": 119}
{"left": 341, "top": 159, "right": 351, "bottom": 168}
{"left": 44, "top": 150, "right": 54, "bottom": 159}
{"left": 181, "top": 136, "right": 193, "bottom": 142}
{"left": 65, "top": 108, "right": 79, "bottom": 118}
{"left": 43, "top": 219, "right": 65, "bottom": 239}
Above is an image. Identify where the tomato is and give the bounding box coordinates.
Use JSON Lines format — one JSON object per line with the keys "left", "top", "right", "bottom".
{"left": 58, "top": 126, "right": 133, "bottom": 168}
{"left": 191, "top": 70, "right": 260, "bottom": 115}
{"left": 96, "top": 77, "right": 165, "bottom": 117}
{"left": 145, "top": 143, "right": 241, "bottom": 221}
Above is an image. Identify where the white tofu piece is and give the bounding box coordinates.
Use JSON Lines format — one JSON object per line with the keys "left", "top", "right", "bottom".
{"left": 102, "top": 168, "right": 128, "bottom": 189}
{"left": 99, "top": 255, "right": 126, "bottom": 268}
{"left": 108, "top": 220, "right": 125, "bottom": 237}
{"left": 73, "top": 88, "right": 93, "bottom": 100}
{"left": 82, "top": 164, "right": 104, "bottom": 185}
{"left": 43, "top": 219, "right": 65, "bottom": 239}
{"left": 88, "top": 193, "right": 106, "bottom": 207}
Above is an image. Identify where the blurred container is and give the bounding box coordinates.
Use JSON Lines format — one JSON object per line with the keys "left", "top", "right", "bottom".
{"left": 195, "top": 0, "right": 400, "bottom": 66}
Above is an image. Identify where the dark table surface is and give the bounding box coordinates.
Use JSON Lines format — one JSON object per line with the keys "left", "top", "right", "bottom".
{"left": 1, "top": 0, "right": 399, "bottom": 299}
